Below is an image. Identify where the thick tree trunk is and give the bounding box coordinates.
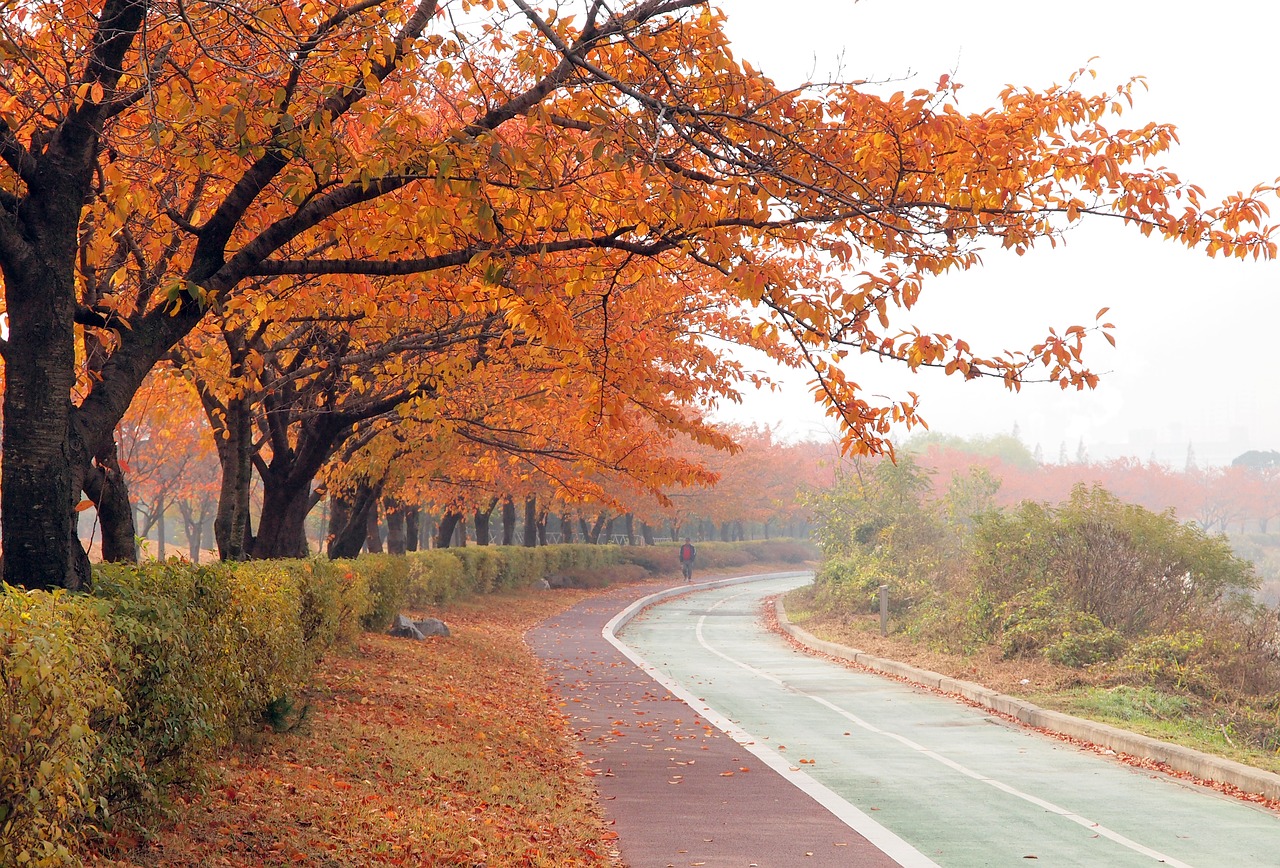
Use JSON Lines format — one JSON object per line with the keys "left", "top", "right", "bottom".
{"left": 537, "top": 511, "right": 548, "bottom": 546}
{"left": 473, "top": 499, "right": 496, "bottom": 546}
{"left": 82, "top": 439, "right": 137, "bottom": 563}
{"left": 327, "top": 482, "right": 380, "bottom": 559}
{"left": 212, "top": 396, "right": 254, "bottom": 560}
{"left": 502, "top": 496, "right": 516, "bottom": 545}
{"left": 624, "top": 513, "right": 636, "bottom": 546}
{"left": 587, "top": 513, "right": 607, "bottom": 544}
{"left": 250, "top": 471, "right": 315, "bottom": 559}
{"left": 523, "top": 496, "right": 537, "bottom": 547}
{"left": 1, "top": 264, "right": 86, "bottom": 589}
{"left": 641, "top": 521, "right": 655, "bottom": 545}
{"left": 560, "top": 511, "right": 572, "bottom": 543}
{"left": 404, "top": 507, "right": 420, "bottom": 552}
{"left": 435, "top": 511, "right": 462, "bottom": 549}
{"left": 384, "top": 497, "right": 407, "bottom": 556}
{"left": 365, "top": 505, "right": 383, "bottom": 553}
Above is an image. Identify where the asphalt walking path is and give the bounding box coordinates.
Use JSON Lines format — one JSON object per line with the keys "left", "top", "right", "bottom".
{"left": 531, "top": 572, "right": 1280, "bottom": 868}
{"left": 527, "top": 574, "right": 902, "bottom": 868}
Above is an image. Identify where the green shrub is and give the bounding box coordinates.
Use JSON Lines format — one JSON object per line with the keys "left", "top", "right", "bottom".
{"left": 353, "top": 555, "right": 411, "bottom": 631}
{"left": 287, "top": 559, "right": 371, "bottom": 652}
{"left": 90, "top": 561, "right": 313, "bottom": 817}
{"left": 999, "top": 586, "right": 1124, "bottom": 666}
{"left": 0, "top": 586, "right": 120, "bottom": 867}
{"left": 1120, "top": 630, "right": 1217, "bottom": 695}
{"left": 404, "top": 551, "right": 469, "bottom": 607}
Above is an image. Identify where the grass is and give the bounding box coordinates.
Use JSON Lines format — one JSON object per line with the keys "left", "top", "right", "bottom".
{"left": 783, "top": 586, "right": 1280, "bottom": 777}
{"left": 83, "top": 586, "right": 624, "bottom": 867}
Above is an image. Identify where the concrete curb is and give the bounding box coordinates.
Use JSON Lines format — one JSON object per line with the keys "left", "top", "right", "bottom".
{"left": 775, "top": 596, "right": 1280, "bottom": 803}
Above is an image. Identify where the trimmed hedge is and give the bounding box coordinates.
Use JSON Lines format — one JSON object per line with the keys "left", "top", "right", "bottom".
{"left": 0, "top": 539, "right": 804, "bottom": 862}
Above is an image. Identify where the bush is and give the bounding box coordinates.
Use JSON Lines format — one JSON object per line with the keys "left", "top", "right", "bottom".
{"left": 1120, "top": 630, "right": 1216, "bottom": 695}
{"left": 999, "top": 586, "right": 1125, "bottom": 667}
{"left": 353, "top": 555, "right": 411, "bottom": 631}
{"left": 0, "top": 587, "right": 120, "bottom": 867}
{"left": 404, "top": 551, "right": 469, "bottom": 607}
{"left": 90, "top": 561, "right": 313, "bottom": 817}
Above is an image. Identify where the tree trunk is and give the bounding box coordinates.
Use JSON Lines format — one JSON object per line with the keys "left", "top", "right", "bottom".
{"left": 588, "top": 513, "right": 607, "bottom": 544}
{"left": 641, "top": 521, "right": 654, "bottom": 545}
{"left": 404, "top": 507, "right": 420, "bottom": 552}
{"left": 250, "top": 473, "right": 315, "bottom": 559}
{"left": 523, "top": 496, "right": 537, "bottom": 547}
{"left": 435, "top": 511, "right": 462, "bottom": 549}
{"left": 537, "top": 510, "right": 548, "bottom": 546}
{"left": 212, "top": 396, "right": 255, "bottom": 560}
{"left": 157, "top": 497, "right": 167, "bottom": 559}
{"left": 82, "top": 439, "right": 138, "bottom": 563}
{"left": 474, "top": 499, "right": 496, "bottom": 546}
{"left": 365, "top": 504, "right": 383, "bottom": 553}
{"left": 327, "top": 481, "right": 380, "bottom": 559}
{"left": 1, "top": 262, "right": 85, "bottom": 589}
{"left": 624, "top": 513, "right": 636, "bottom": 546}
{"left": 384, "top": 497, "right": 407, "bottom": 556}
{"left": 502, "top": 496, "right": 516, "bottom": 545}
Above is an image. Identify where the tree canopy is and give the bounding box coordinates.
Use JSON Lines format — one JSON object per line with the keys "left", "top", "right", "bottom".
{"left": 1, "top": 0, "right": 1276, "bottom": 589}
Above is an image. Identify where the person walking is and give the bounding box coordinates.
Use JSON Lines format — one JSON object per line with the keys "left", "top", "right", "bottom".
{"left": 679, "top": 538, "right": 696, "bottom": 582}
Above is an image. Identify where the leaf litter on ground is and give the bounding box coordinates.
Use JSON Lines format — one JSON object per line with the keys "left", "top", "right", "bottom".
{"left": 85, "top": 586, "right": 628, "bottom": 867}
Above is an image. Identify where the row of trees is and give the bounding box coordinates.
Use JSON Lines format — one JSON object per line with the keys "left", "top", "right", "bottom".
{"left": 904, "top": 434, "right": 1280, "bottom": 535}
{"left": 4, "top": 0, "right": 1276, "bottom": 589}
{"left": 108, "top": 368, "right": 836, "bottom": 562}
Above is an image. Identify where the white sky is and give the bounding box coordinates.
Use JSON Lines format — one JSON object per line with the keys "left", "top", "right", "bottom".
{"left": 711, "top": 0, "right": 1280, "bottom": 466}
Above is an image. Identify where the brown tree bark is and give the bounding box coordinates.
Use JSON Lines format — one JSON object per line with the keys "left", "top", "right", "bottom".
{"left": 365, "top": 504, "right": 383, "bottom": 553}
{"left": 502, "top": 496, "right": 516, "bottom": 545}
{"left": 384, "top": 496, "right": 407, "bottom": 555}
{"left": 435, "top": 511, "right": 462, "bottom": 549}
{"left": 404, "top": 507, "right": 420, "bottom": 552}
{"left": 523, "top": 496, "right": 537, "bottom": 547}
{"left": 81, "top": 439, "right": 138, "bottom": 563}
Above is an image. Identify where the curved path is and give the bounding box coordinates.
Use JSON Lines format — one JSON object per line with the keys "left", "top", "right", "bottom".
{"left": 606, "top": 573, "right": 1280, "bottom": 867}
{"left": 528, "top": 575, "right": 902, "bottom": 867}
{"left": 532, "top": 573, "right": 1280, "bottom": 865}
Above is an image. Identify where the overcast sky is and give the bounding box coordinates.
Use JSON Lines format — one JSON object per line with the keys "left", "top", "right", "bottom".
{"left": 710, "top": 1, "right": 1279, "bottom": 467}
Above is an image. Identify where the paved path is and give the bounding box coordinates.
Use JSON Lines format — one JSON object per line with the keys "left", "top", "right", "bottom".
{"left": 527, "top": 576, "right": 902, "bottom": 868}
{"left": 615, "top": 574, "right": 1280, "bottom": 868}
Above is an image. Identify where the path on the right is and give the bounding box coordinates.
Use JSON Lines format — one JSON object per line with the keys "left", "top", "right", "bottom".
{"left": 617, "top": 574, "right": 1280, "bottom": 868}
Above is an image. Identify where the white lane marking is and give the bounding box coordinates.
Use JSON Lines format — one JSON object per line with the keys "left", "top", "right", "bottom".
{"left": 693, "top": 589, "right": 1195, "bottom": 868}
{"left": 602, "top": 577, "right": 939, "bottom": 868}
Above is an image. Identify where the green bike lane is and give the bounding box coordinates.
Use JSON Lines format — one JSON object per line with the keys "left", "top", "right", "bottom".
{"left": 613, "top": 574, "right": 1280, "bottom": 867}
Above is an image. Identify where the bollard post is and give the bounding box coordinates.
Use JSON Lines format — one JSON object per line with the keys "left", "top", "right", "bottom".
{"left": 879, "top": 584, "right": 889, "bottom": 637}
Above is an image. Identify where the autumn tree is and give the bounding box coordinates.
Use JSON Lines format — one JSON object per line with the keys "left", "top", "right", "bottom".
{"left": 114, "top": 368, "right": 220, "bottom": 560}
{"left": 2, "top": 0, "right": 1277, "bottom": 589}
